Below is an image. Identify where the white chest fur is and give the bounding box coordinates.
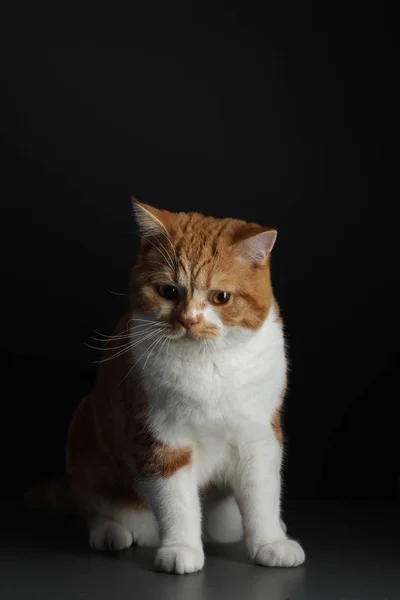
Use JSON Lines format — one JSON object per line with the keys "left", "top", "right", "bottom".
{"left": 131, "top": 308, "right": 286, "bottom": 456}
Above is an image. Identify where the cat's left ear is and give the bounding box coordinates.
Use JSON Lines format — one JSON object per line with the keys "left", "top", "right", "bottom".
{"left": 131, "top": 198, "right": 171, "bottom": 238}
{"left": 232, "top": 227, "right": 277, "bottom": 266}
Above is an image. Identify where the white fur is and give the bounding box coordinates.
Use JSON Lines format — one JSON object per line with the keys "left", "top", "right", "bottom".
{"left": 189, "top": 307, "right": 203, "bottom": 320}
{"left": 203, "top": 495, "right": 243, "bottom": 543}
{"left": 89, "top": 497, "right": 159, "bottom": 548}
{"left": 90, "top": 521, "right": 133, "bottom": 551}
{"left": 89, "top": 304, "right": 305, "bottom": 572}
{"left": 204, "top": 496, "right": 287, "bottom": 543}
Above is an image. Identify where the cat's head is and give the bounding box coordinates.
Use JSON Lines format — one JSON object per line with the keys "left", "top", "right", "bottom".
{"left": 130, "top": 199, "right": 277, "bottom": 348}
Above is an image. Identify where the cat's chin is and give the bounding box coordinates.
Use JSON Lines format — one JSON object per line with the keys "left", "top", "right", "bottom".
{"left": 167, "top": 329, "right": 218, "bottom": 344}
{"left": 168, "top": 330, "right": 201, "bottom": 342}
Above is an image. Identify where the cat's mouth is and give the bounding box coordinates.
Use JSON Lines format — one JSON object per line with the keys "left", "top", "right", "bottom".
{"left": 167, "top": 323, "right": 220, "bottom": 342}
{"left": 168, "top": 327, "right": 198, "bottom": 341}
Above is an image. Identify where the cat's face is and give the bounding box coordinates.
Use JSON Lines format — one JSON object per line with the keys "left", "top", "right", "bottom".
{"left": 130, "top": 200, "right": 277, "bottom": 347}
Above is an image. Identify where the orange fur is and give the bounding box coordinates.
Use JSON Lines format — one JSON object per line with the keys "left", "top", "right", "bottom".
{"left": 271, "top": 409, "right": 283, "bottom": 446}
{"left": 270, "top": 383, "right": 287, "bottom": 446}
{"left": 24, "top": 476, "right": 74, "bottom": 515}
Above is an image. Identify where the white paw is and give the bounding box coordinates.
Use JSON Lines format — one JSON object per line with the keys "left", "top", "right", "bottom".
{"left": 255, "top": 539, "right": 305, "bottom": 567}
{"left": 90, "top": 521, "right": 133, "bottom": 551}
{"left": 155, "top": 545, "right": 205, "bottom": 574}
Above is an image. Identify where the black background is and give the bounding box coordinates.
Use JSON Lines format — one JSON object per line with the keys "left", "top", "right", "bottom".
{"left": 0, "top": 3, "right": 398, "bottom": 503}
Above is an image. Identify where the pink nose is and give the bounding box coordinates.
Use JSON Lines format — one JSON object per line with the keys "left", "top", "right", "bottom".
{"left": 179, "top": 316, "right": 199, "bottom": 329}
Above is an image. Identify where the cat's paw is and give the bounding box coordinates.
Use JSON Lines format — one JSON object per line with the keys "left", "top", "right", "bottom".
{"left": 254, "top": 539, "right": 305, "bottom": 568}
{"left": 155, "top": 545, "right": 205, "bottom": 574}
{"left": 90, "top": 521, "right": 133, "bottom": 551}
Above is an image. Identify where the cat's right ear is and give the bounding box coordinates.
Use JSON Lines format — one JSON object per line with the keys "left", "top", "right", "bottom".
{"left": 131, "top": 198, "right": 171, "bottom": 238}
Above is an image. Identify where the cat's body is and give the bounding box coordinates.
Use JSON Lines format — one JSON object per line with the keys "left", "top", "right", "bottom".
{"left": 27, "top": 201, "right": 305, "bottom": 574}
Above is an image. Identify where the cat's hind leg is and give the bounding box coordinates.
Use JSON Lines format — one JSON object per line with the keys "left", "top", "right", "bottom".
{"left": 203, "top": 494, "right": 287, "bottom": 543}
{"left": 203, "top": 495, "right": 243, "bottom": 543}
{"left": 88, "top": 497, "right": 159, "bottom": 551}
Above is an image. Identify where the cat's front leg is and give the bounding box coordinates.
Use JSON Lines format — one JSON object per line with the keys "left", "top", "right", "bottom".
{"left": 232, "top": 433, "right": 305, "bottom": 568}
{"left": 140, "top": 464, "right": 204, "bottom": 574}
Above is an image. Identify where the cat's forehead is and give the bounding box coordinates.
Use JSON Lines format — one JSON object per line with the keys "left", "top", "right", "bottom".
{"left": 170, "top": 217, "right": 236, "bottom": 289}
{"left": 138, "top": 209, "right": 269, "bottom": 292}
{"left": 175, "top": 251, "right": 220, "bottom": 290}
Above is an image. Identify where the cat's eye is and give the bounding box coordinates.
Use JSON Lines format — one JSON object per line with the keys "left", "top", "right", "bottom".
{"left": 208, "top": 291, "right": 232, "bottom": 306}
{"left": 156, "top": 284, "right": 180, "bottom": 301}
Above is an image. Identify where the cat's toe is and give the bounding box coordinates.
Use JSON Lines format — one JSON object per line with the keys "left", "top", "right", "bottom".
{"left": 155, "top": 545, "right": 205, "bottom": 574}
{"left": 90, "top": 521, "right": 133, "bottom": 551}
{"left": 255, "top": 539, "right": 305, "bottom": 568}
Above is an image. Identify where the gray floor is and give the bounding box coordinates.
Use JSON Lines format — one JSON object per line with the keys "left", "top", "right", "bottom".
{"left": 1, "top": 500, "right": 399, "bottom": 599}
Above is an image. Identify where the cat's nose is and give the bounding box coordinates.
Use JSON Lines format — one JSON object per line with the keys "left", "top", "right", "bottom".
{"left": 179, "top": 316, "right": 200, "bottom": 329}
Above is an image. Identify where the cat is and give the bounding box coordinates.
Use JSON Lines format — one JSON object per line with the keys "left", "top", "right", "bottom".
{"left": 25, "top": 199, "right": 305, "bottom": 574}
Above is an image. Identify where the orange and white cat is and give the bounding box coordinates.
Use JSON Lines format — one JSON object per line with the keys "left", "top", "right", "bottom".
{"left": 26, "top": 199, "right": 305, "bottom": 574}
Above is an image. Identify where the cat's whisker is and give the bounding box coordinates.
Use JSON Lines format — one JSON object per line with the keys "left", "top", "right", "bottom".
{"left": 143, "top": 269, "right": 176, "bottom": 282}
{"left": 127, "top": 317, "right": 168, "bottom": 326}
{"left": 152, "top": 236, "right": 176, "bottom": 273}
{"left": 92, "top": 329, "right": 161, "bottom": 365}
{"left": 92, "top": 346, "right": 133, "bottom": 365}
{"left": 95, "top": 321, "right": 163, "bottom": 340}
{"left": 107, "top": 289, "right": 129, "bottom": 296}
{"left": 143, "top": 334, "right": 165, "bottom": 369}
{"left": 94, "top": 321, "right": 156, "bottom": 339}
{"left": 130, "top": 326, "right": 168, "bottom": 339}
{"left": 91, "top": 334, "right": 130, "bottom": 343}
{"left": 92, "top": 327, "right": 160, "bottom": 343}
{"left": 90, "top": 324, "right": 165, "bottom": 347}
{"left": 156, "top": 334, "right": 170, "bottom": 358}
{"left": 154, "top": 244, "right": 175, "bottom": 274}
{"left": 128, "top": 330, "right": 166, "bottom": 350}
{"left": 118, "top": 332, "right": 165, "bottom": 388}
{"left": 94, "top": 319, "right": 166, "bottom": 341}
{"left": 138, "top": 232, "right": 175, "bottom": 273}
{"left": 146, "top": 260, "right": 174, "bottom": 272}
{"left": 92, "top": 324, "right": 159, "bottom": 340}
{"left": 146, "top": 234, "right": 175, "bottom": 270}
{"left": 86, "top": 341, "right": 133, "bottom": 352}
{"left": 158, "top": 228, "right": 178, "bottom": 265}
